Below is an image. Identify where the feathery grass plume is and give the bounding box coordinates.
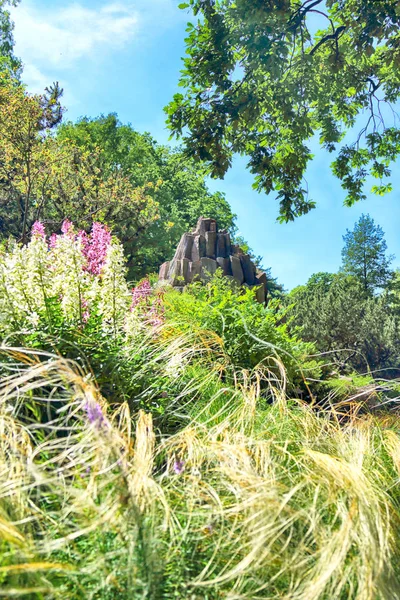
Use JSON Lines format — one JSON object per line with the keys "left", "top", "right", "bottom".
{"left": 161, "top": 386, "right": 400, "bottom": 599}
{"left": 0, "top": 347, "right": 400, "bottom": 597}
{"left": 0, "top": 348, "right": 170, "bottom": 598}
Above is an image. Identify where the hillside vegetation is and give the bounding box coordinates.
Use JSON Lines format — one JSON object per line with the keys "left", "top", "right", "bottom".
{"left": 0, "top": 223, "right": 400, "bottom": 599}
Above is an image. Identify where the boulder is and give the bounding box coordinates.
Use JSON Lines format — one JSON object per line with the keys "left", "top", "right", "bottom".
{"left": 181, "top": 258, "right": 191, "bottom": 283}
{"left": 168, "top": 259, "right": 181, "bottom": 286}
{"left": 159, "top": 261, "right": 170, "bottom": 280}
{"left": 173, "top": 233, "right": 194, "bottom": 260}
{"left": 190, "top": 260, "right": 202, "bottom": 281}
{"left": 255, "top": 283, "right": 266, "bottom": 304}
{"left": 216, "top": 257, "right": 231, "bottom": 276}
{"left": 256, "top": 272, "right": 268, "bottom": 288}
{"left": 158, "top": 217, "right": 266, "bottom": 303}
{"left": 195, "top": 217, "right": 216, "bottom": 236}
{"left": 201, "top": 257, "right": 217, "bottom": 280}
{"left": 216, "top": 232, "right": 231, "bottom": 258}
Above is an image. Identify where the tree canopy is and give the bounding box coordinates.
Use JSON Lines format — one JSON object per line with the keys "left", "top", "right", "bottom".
{"left": 166, "top": 0, "right": 400, "bottom": 221}
{"left": 57, "top": 114, "right": 237, "bottom": 278}
{"left": 0, "top": 0, "right": 20, "bottom": 75}
{"left": 341, "top": 214, "right": 394, "bottom": 293}
{"left": 287, "top": 272, "right": 400, "bottom": 376}
{"left": 0, "top": 82, "right": 158, "bottom": 247}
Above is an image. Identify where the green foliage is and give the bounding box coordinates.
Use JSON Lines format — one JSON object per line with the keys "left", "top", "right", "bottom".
{"left": 341, "top": 213, "right": 394, "bottom": 293}
{"left": 166, "top": 0, "right": 400, "bottom": 220}
{"left": 163, "top": 271, "right": 320, "bottom": 391}
{"left": 0, "top": 0, "right": 21, "bottom": 75}
{"left": 0, "top": 85, "right": 158, "bottom": 246}
{"left": 0, "top": 224, "right": 314, "bottom": 426}
{"left": 57, "top": 114, "right": 237, "bottom": 279}
{"left": 1, "top": 217, "right": 400, "bottom": 599}
{"left": 287, "top": 272, "right": 400, "bottom": 377}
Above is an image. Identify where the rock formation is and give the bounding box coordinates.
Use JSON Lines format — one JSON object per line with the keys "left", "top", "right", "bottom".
{"left": 158, "top": 217, "right": 268, "bottom": 303}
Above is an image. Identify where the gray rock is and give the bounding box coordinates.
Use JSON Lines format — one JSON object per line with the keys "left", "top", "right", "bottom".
{"left": 181, "top": 258, "right": 191, "bottom": 283}
{"left": 174, "top": 233, "right": 194, "bottom": 260}
{"left": 195, "top": 217, "right": 216, "bottom": 236}
{"left": 230, "top": 255, "right": 244, "bottom": 285}
{"left": 191, "top": 260, "right": 202, "bottom": 281}
{"left": 158, "top": 217, "right": 263, "bottom": 300}
{"left": 216, "top": 257, "right": 231, "bottom": 276}
{"left": 159, "top": 261, "right": 170, "bottom": 280}
{"left": 205, "top": 231, "right": 217, "bottom": 258}
{"left": 240, "top": 254, "right": 257, "bottom": 285}
{"left": 201, "top": 257, "right": 217, "bottom": 281}
{"left": 216, "top": 233, "right": 227, "bottom": 258}
{"left": 255, "top": 284, "right": 266, "bottom": 304}
{"left": 224, "top": 233, "right": 231, "bottom": 257}
{"left": 256, "top": 272, "right": 268, "bottom": 288}
{"left": 192, "top": 234, "right": 206, "bottom": 261}
{"left": 168, "top": 259, "right": 182, "bottom": 286}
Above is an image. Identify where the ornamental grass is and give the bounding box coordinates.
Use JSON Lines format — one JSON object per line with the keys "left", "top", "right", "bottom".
{"left": 0, "top": 345, "right": 399, "bottom": 599}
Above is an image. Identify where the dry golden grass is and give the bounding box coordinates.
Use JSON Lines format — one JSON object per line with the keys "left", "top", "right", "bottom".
{"left": 0, "top": 346, "right": 399, "bottom": 598}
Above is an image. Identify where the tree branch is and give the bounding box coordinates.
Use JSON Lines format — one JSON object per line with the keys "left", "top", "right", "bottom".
{"left": 310, "top": 25, "right": 346, "bottom": 56}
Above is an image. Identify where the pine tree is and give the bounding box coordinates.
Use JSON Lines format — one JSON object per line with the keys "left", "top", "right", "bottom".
{"left": 341, "top": 214, "right": 394, "bottom": 294}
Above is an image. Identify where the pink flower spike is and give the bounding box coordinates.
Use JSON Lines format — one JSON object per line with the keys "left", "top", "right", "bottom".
{"left": 79, "top": 222, "right": 111, "bottom": 275}
{"left": 81, "top": 298, "right": 90, "bottom": 323}
{"left": 31, "top": 221, "right": 46, "bottom": 239}
{"left": 48, "top": 233, "right": 58, "bottom": 248}
{"left": 61, "top": 219, "right": 74, "bottom": 235}
{"left": 131, "top": 279, "right": 152, "bottom": 309}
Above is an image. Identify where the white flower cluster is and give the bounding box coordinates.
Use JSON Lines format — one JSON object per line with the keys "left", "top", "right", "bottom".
{"left": 0, "top": 228, "right": 132, "bottom": 335}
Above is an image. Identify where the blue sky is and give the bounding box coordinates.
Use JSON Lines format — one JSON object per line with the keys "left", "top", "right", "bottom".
{"left": 10, "top": 0, "right": 400, "bottom": 289}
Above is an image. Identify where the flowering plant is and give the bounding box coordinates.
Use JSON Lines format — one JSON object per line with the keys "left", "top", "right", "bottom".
{"left": 130, "top": 278, "right": 165, "bottom": 329}
{"left": 0, "top": 220, "right": 163, "bottom": 337}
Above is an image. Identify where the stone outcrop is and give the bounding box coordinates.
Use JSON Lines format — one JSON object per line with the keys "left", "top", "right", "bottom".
{"left": 158, "top": 217, "right": 268, "bottom": 303}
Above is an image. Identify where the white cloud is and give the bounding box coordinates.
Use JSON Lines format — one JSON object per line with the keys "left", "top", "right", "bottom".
{"left": 21, "top": 63, "right": 49, "bottom": 91}
{"left": 9, "top": 0, "right": 187, "bottom": 96}
{"left": 10, "top": 1, "right": 139, "bottom": 70}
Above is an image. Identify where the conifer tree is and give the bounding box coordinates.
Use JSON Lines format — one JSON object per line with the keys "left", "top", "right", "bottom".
{"left": 341, "top": 214, "right": 393, "bottom": 294}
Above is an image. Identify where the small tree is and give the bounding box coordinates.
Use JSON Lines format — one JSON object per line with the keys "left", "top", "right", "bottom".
{"left": 341, "top": 214, "right": 394, "bottom": 294}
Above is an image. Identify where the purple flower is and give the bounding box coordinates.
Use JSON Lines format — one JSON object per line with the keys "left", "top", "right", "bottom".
{"left": 31, "top": 221, "right": 46, "bottom": 239}
{"left": 84, "top": 399, "right": 108, "bottom": 430}
{"left": 173, "top": 458, "right": 185, "bottom": 475}
{"left": 131, "top": 281, "right": 165, "bottom": 327}
{"left": 45, "top": 221, "right": 113, "bottom": 277}
{"left": 81, "top": 298, "right": 90, "bottom": 323}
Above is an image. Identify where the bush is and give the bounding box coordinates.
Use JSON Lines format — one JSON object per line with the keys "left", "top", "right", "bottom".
{"left": 163, "top": 272, "right": 321, "bottom": 394}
